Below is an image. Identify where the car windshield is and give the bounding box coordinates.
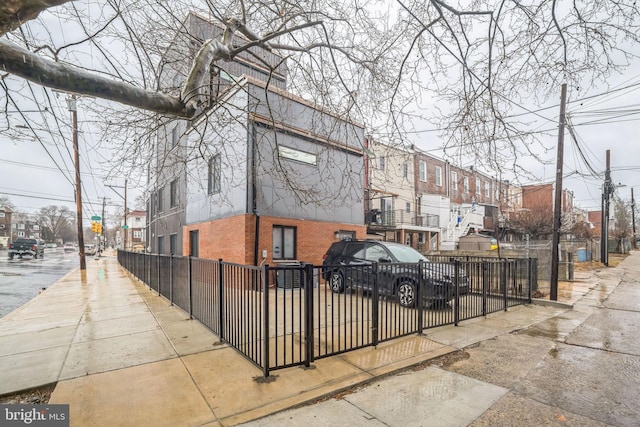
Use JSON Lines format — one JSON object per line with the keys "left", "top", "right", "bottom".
{"left": 385, "top": 244, "right": 429, "bottom": 263}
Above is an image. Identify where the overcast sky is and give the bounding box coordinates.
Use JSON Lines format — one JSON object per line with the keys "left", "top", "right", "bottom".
{"left": 1, "top": 5, "right": 639, "bottom": 219}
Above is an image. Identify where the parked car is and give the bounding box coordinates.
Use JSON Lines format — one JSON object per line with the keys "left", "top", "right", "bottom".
{"left": 322, "top": 240, "right": 468, "bottom": 308}
{"left": 63, "top": 243, "right": 76, "bottom": 252}
{"left": 84, "top": 244, "right": 97, "bottom": 255}
{"left": 8, "top": 238, "right": 45, "bottom": 259}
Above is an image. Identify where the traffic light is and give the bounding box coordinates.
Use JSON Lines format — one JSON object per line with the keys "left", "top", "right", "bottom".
{"left": 96, "top": 223, "right": 102, "bottom": 234}
{"left": 91, "top": 222, "right": 98, "bottom": 233}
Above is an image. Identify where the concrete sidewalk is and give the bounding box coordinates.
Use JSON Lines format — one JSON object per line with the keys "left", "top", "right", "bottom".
{"left": 0, "top": 251, "right": 599, "bottom": 426}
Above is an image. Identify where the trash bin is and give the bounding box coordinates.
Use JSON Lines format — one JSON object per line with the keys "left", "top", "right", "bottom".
{"left": 275, "top": 261, "right": 301, "bottom": 289}
{"left": 576, "top": 248, "right": 587, "bottom": 262}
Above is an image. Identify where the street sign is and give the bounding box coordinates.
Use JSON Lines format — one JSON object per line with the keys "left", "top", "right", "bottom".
{"left": 91, "top": 215, "right": 101, "bottom": 221}
{"left": 122, "top": 225, "right": 129, "bottom": 229}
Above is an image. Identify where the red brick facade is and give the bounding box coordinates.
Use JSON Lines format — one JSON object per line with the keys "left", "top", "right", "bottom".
{"left": 183, "top": 214, "right": 366, "bottom": 266}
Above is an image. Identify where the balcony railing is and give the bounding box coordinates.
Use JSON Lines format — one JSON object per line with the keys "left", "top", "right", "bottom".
{"left": 367, "top": 209, "right": 439, "bottom": 228}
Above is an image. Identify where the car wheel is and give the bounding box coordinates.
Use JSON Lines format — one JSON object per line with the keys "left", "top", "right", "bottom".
{"left": 8, "top": 254, "right": 13, "bottom": 260}
{"left": 329, "top": 271, "right": 345, "bottom": 293}
{"left": 397, "top": 280, "right": 416, "bottom": 308}
{"left": 34, "top": 253, "right": 38, "bottom": 259}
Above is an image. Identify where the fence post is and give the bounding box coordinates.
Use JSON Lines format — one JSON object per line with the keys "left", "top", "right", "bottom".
{"left": 218, "top": 259, "right": 224, "bottom": 341}
{"left": 262, "top": 264, "right": 270, "bottom": 378}
{"left": 169, "top": 254, "right": 174, "bottom": 305}
{"left": 188, "top": 256, "right": 193, "bottom": 319}
{"left": 482, "top": 261, "right": 487, "bottom": 316}
{"left": 156, "top": 255, "right": 161, "bottom": 296}
{"left": 304, "top": 263, "right": 314, "bottom": 367}
{"left": 502, "top": 259, "right": 508, "bottom": 311}
{"left": 417, "top": 260, "right": 423, "bottom": 334}
{"left": 372, "top": 262, "right": 379, "bottom": 347}
{"left": 527, "top": 258, "right": 533, "bottom": 303}
{"left": 454, "top": 260, "right": 460, "bottom": 326}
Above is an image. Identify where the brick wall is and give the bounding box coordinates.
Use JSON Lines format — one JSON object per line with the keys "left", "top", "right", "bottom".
{"left": 183, "top": 214, "right": 366, "bottom": 266}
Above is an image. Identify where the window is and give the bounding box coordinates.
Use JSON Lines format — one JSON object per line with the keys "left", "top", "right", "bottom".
{"left": 273, "top": 226, "right": 296, "bottom": 259}
{"left": 419, "top": 161, "right": 427, "bottom": 182}
{"left": 0, "top": 212, "right": 5, "bottom": 218}
{"left": 463, "top": 177, "right": 469, "bottom": 193}
{"left": 169, "top": 233, "right": 177, "bottom": 255}
{"left": 208, "top": 154, "right": 221, "bottom": 195}
{"left": 484, "top": 182, "right": 490, "bottom": 197}
{"left": 406, "top": 202, "right": 411, "bottom": 213}
{"left": 451, "top": 171, "right": 458, "bottom": 193}
{"left": 417, "top": 196, "right": 422, "bottom": 215}
{"left": 171, "top": 125, "right": 179, "bottom": 147}
{"left": 18, "top": 231, "right": 25, "bottom": 237}
{"left": 157, "top": 236, "right": 164, "bottom": 254}
{"left": 435, "top": 166, "right": 442, "bottom": 186}
{"left": 170, "top": 179, "right": 178, "bottom": 208}
{"left": 133, "top": 230, "right": 142, "bottom": 239}
{"left": 33, "top": 224, "right": 39, "bottom": 230}
{"left": 379, "top": 156, "right": 385, "bottom": 171}
{"left": 364, "top": 245, "right": 389, "bottom": 262}
{"left": 157, "top": 187, "right": 164, "bottom": 212}
{"left": 476, "top": 178, "right": 481, "bottom": 194}
{"left": 403, "top": 162, "right": 408, "bottom": 178}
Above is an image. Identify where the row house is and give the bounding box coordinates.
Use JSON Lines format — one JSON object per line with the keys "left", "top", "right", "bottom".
{"left": 521, "top": 183, "right": 575, "bottom": 233}
{"left": 366, "top": 142, "right": 521, "bottom": 250}
{"left": 147, "top": 13, "right": 366, "bottom": 266}
{"left": 0, "top": 206, "right": 12, "bottom": 249}
{"left": 119, "top": 209, "right": 147, "bottom": 251}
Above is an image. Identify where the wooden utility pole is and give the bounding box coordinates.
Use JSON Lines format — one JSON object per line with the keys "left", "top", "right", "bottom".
{"left": 101, "top": 197, "right": 106, "bottom": 253}
{"left": 632, "top": 188, "right": 637, "bottom": 249}
{"left": 550, "top": 83, "right": 567, "bottom": 301}
{"left": 123, "top": 179, "right": 128, "bottom": 250}
{"left": 68, "top": 95, "right": 86, "bottom": 270}
{"left": 601, "top": 151, "right": 611, "bottom": 266}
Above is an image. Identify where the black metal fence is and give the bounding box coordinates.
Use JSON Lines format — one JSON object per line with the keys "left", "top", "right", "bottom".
{"left": 118, "top": 251, "right": 534, "bottom": 376}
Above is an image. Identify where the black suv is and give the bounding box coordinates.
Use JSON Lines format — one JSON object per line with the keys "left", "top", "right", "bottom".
{"left": 322, "top": 240, "right": 467, "bottom": 308}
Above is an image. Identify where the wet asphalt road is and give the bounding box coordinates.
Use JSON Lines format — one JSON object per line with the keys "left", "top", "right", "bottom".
{"left": 0, "top": 248, "right": 80, "bottom": 318}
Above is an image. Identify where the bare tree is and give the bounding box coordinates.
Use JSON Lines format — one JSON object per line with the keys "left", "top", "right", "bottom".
{"left": 510, "top": 207, "right": 554, "bottom": 240}
{"left": 1, "top": 0, "right": 639, "bottom": 181}
{"left": 37, "top": 205, "right": 74, "bottom": 241}
{"left": 612, "top": 197, "right": 632, "bottom": 239}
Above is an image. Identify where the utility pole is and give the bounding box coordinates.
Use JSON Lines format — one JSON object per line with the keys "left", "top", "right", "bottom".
{"left": 632, "top": 188, "right": 637, "bottom": 249}
{"left": 67, "top": 95, "right": 86, "bottom": 270}
{"left": 101, "top": 197, "right": 107, "bottom": 253}
{"left": 601, "top": 150, "right": 612, "bottom": 266}
{"left": 123, "top": 178, "right": 128, "bottom": 251}
{"left": 550, "top": 83, "right": 567, "bottom": 301}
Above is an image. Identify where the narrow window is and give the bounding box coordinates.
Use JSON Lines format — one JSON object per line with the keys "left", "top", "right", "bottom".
{"left": 419, "top": 161, "right": 427, "bottom": 182}
{"left": 463, "top": 177, "right": 469, "bottom": 194}
{"left": 403, "top": 162, "right": 408, "bottom": 178}
{"left": 379, "top": 156, "right": 385, "bottom": 171}
{"left": 170, "top": 179, "right": 178, "bottom": 208}
{"left": 451, "top": 171, "right": 458, "bottom": 193}
{"left": 169, "top": 233, "right": 177, "bottom": 255}
{"left": 208, "top": 154, "right": 221, "bottom": 195}
{"left": 157, "top": 187, "right": 164, "bottom": 212}
{"left": 435, "top": 166, "right": 442, "bottom": 186}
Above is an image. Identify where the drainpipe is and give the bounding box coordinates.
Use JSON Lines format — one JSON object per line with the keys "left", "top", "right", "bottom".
{"left": 251, "top": 123, "right": 260, "bottom": 266}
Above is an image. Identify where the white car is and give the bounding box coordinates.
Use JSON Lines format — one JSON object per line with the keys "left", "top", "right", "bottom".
{"left": 84, "top": 244, "right": 97, "bottom": 255}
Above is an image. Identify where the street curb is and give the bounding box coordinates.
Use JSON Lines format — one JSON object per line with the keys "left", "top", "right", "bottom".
{"left": 531, "top": 298, "right": 573, "bottom": 309}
